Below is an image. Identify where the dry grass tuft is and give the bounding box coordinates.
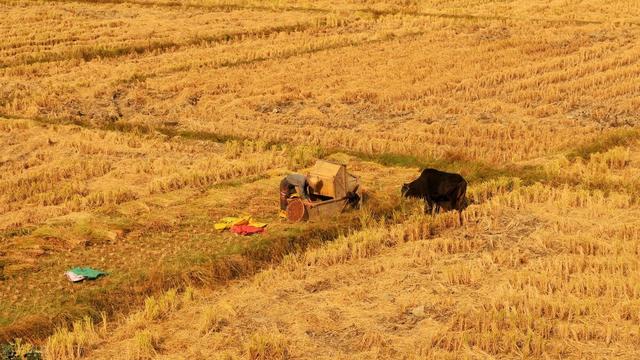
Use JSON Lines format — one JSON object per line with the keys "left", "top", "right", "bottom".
{"left": 126, "top": 330, "right": 160, "bottom": 360}
{"left": 43, "top": 314, "right": 105, "bottom": 360}
{"left": 143, "top": 289, "right": 180, "bottom": 321}
{"left": 198, "top": 302, "right": 236, "bottom": 335}
{"left": 246, "top": 328, "right": 290, "bottom": 360}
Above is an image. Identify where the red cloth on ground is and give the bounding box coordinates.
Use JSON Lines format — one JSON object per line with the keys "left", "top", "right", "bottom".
{"left": 230, "top": 224, "right": 265, "bottom": 236}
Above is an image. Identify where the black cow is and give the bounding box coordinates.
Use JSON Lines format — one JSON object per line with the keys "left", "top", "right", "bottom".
{"left": 401, "top": 168, "right": 469, "bottom": 224}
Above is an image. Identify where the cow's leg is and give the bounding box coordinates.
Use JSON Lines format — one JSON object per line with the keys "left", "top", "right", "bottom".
{"left": 452, "top": 182, "right": 467, "bottom": 225}
{"left": 424, "top": 196, "right": 435, "bottom": 215}
{"left": 424, "top": 200, "right": 432, "bottom": 214}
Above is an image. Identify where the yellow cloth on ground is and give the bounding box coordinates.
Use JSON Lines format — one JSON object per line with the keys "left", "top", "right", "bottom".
{"left": 248, "top": 221, "right": 268, "bottom": 228}
{"left": 214, "top": 216, "right": 248, "bottom": 230}
{"left": 215, "top": 216, "right": 267, "bottom": 231}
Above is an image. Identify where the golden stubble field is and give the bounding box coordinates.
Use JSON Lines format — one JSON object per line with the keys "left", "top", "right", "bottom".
{"left": 1, "top": 0, "right": 640, "bottom": 358}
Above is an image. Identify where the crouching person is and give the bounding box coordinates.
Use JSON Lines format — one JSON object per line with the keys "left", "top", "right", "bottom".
{"left": 279, "top": 173, "right": 319, "bottom": 217}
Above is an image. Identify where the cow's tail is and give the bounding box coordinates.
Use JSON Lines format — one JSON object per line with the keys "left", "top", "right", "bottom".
{"left": 455, "top": 181, "right": 467, "bottom": 225}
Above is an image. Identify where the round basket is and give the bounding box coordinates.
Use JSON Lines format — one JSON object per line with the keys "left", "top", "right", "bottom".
{"left": 286, "top": 198, "right": 307, "bottom": 222}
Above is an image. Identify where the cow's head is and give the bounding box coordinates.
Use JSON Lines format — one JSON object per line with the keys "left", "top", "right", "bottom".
{"left": 460, "top": 196, "right": 475, "bottom": 210}
{"left": 401, "top": 182, "right": 418, "bottom": 198}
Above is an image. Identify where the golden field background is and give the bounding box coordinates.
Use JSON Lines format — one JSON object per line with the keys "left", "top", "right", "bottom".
{"left": 1, "top": 0, "right": 640, "bottom": 358}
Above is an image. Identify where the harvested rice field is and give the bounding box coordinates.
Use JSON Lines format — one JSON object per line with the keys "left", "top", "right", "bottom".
{"left": 1, "top": 0, "right": 640, "bottom": 358}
